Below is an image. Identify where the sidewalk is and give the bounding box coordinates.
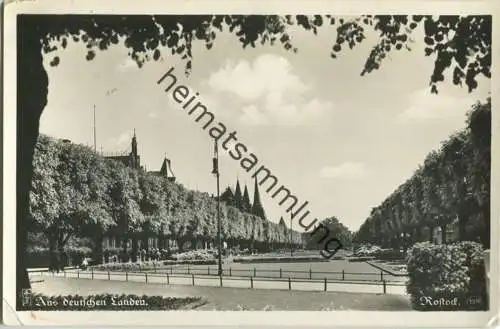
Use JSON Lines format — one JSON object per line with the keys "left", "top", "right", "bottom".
{"left": 30, "top": 269, "right": 407, "bottom": 295}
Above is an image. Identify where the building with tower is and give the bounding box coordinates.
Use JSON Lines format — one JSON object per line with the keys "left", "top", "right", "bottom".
{"left": 103, "top": 129, "right": 176, "bottom": 182}
{"left": 149, "top": 157, "right": 176, "bottom": 182}
{"left": 220, "top": 177, "right": 267, "bottom": 220}
{"left": 105, "top": 129, "right": 142, "bottom": 170}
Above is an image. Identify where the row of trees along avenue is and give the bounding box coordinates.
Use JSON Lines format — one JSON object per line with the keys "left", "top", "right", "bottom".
{"left": 29, "top": 135, "right": 304, "bottom": 268}
{"left": 354, "top": 98, "right": 491, "bottom": 250}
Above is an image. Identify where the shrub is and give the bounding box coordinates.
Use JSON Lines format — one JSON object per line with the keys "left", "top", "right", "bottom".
{"left": 19, "top": 293, "right": 203, "bottom": 311}
{"left": 26, "top": 246, "right": 92, "bottom": 268}
{"left": 406, "top": 241, "right": 488, "bottom": 311}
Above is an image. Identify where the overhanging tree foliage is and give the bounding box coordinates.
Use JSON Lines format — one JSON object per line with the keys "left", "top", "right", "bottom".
{"left": 17, "top": 14, "right": 491, "bottom": 300}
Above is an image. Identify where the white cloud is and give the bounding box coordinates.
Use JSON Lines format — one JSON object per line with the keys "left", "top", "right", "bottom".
{"left": 208, "top": 54, "right": 309, "bottom": 100}
{"left": 205, "top": 54, "right": 334, "bottom": 126}
{"left": 399, "top": 89, "right": 474, "bottom": 121}
{"left": 320, "top": 162, "right": 370, "bottom": 180}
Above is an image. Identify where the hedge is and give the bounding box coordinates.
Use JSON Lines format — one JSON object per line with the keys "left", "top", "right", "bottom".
{"left": 406, "top": 241, "right": 488, "bottom": 311}
{"left": 19, "top": 293, "right": 204, "bottom": 311}
{"left": 374, "top": 249, "right": 405, "bottom": 261}
{"left": 26, "top": 247, "right": 92, "bottom": 268}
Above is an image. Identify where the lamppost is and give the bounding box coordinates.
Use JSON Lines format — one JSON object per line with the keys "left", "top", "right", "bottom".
{"left": 290, "top": 210, "right": 293, "bottom": 257}
{"left": 211, "top": 138, "right": 223, "bottom": 276}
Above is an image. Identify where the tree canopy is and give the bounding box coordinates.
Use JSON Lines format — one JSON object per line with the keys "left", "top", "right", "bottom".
{"left": 354, "top": 98, "right": 491, "bottom": 249}
{"left": 303, "top": 216, "right": 353, "bottom": 250}
{"left": 28, "top": 135, "right": 304, "bottom": 257}
{"left": 38, "top": 15, "right": 491, "bottom": 94}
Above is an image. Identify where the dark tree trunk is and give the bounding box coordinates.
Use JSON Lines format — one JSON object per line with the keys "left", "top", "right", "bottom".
{"left": 428, "top": 226, "right": 435, "bottom": 243}
{"left": 121, "top": 235, "right": 129, "bottom": 262}
{"left": 176, "top": 238, "right": 185, "bottom": 252}
{"left": 440, "top": 224, "right": 447, "bottom": 244}
{"left": 17, "top": 16, "right": 49, "bottom": 307}
{"left": 158, "top": 232, "right": 165, "bottom": 250}
{"left": 165, "top": 236, "right": 171, "bottom": 252}
{"left": 142, "top": 234, "right": 149, "bottom": 254}
{"left": 458, "top": 215, "right": 467, "bottom": 241}
{"left": 46, "top": 228, "right": 58, "bottom": 272}
{"left": 132, "top": 237, "right": 139, "bottom": 262}
{"left": 412, "top": 227, "right": 421, "bottom": 243}
{"left": 57, "top": 229, "right": 65, "bottom": 271}
{"left": 92, "top": 229, "right": 104, "bottom": 265}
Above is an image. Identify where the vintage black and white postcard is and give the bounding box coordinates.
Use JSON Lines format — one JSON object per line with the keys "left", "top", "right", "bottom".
{"left": 2, "top": 0, "right": 498, "bottom": 327}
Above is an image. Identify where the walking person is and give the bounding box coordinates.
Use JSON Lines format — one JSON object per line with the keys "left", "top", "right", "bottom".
{"left": 80, "top": 257, "right": 88, "bottom": 270}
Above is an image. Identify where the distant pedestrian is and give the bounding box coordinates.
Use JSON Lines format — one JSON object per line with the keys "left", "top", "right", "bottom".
{"left": 80, "top": 257, "right": 88, "bottom": 270}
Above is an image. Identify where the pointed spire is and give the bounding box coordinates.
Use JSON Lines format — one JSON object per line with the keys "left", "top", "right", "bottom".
{"left": 242, "top": 185, "right": 251, "bottom": 213}
{"left": 160, "top": 158, "right": 168, "bottom": 174}
{"left": 279, "top": 216, "right": 286, "bottom": 226}
{"left": 220, "top": 187, "right": 234, "bottom": 206}
{"left": 252, "top": 177, "right": 266, "bottom": 219}
{"left": 159, "top": 156, "right": 176, "bottom": 182}
{"left": 131, "top": 128, "right": 138, "bottom": 156}
{"left": 234, "top": 180, "right": 243, "bottom": 210}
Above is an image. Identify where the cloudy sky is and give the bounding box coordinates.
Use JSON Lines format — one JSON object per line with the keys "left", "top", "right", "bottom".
{"left": 39, "top": 16, "right": 490, "bottom": 232}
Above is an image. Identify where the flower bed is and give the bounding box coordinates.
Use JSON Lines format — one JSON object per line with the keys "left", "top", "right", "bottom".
{"left": 19, "top": 293, "right": 204, "bottom": 311}
{"left": 93, "top": 259, "right": 217, "bottom": 272}
{"left": 170, "top": 249, "right": 216, "bottom": 261}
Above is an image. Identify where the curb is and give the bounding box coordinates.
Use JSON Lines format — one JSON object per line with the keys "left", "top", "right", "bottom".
{"left": 366, "top": 261, "right": 408, "bottom": 277}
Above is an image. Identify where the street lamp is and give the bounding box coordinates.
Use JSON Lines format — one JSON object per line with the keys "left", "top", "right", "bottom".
{"left": 290, "top": 210, "right": 293, "bottom": 257}
{"left": 211, "top": 138, "right": 223, "bottom": 276}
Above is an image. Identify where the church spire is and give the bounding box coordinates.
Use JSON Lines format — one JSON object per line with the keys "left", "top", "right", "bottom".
{"left": 242, "top": 185, "right": 251, "bottom": 213}
{"left": 129, "top": 128, "right": 139, "bottom": 169}
{"left": 279, "top": 216, "right": 286, "bottom": 226}
{"left": 252, "top": 177, "right": 266, "bottom": 219}
{"left": 131, "top": 128, "right": 138, "bottom": 157}
{"left": 234, "top": 180, "right": 243, "bottom": 210}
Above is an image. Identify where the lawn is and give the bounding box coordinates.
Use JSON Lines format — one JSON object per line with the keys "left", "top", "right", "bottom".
{"left": 30, "top": 277, "right": 412, "bottom": 311}
{"left": 148, "top": 260, "right": 408, "bottom": 282}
